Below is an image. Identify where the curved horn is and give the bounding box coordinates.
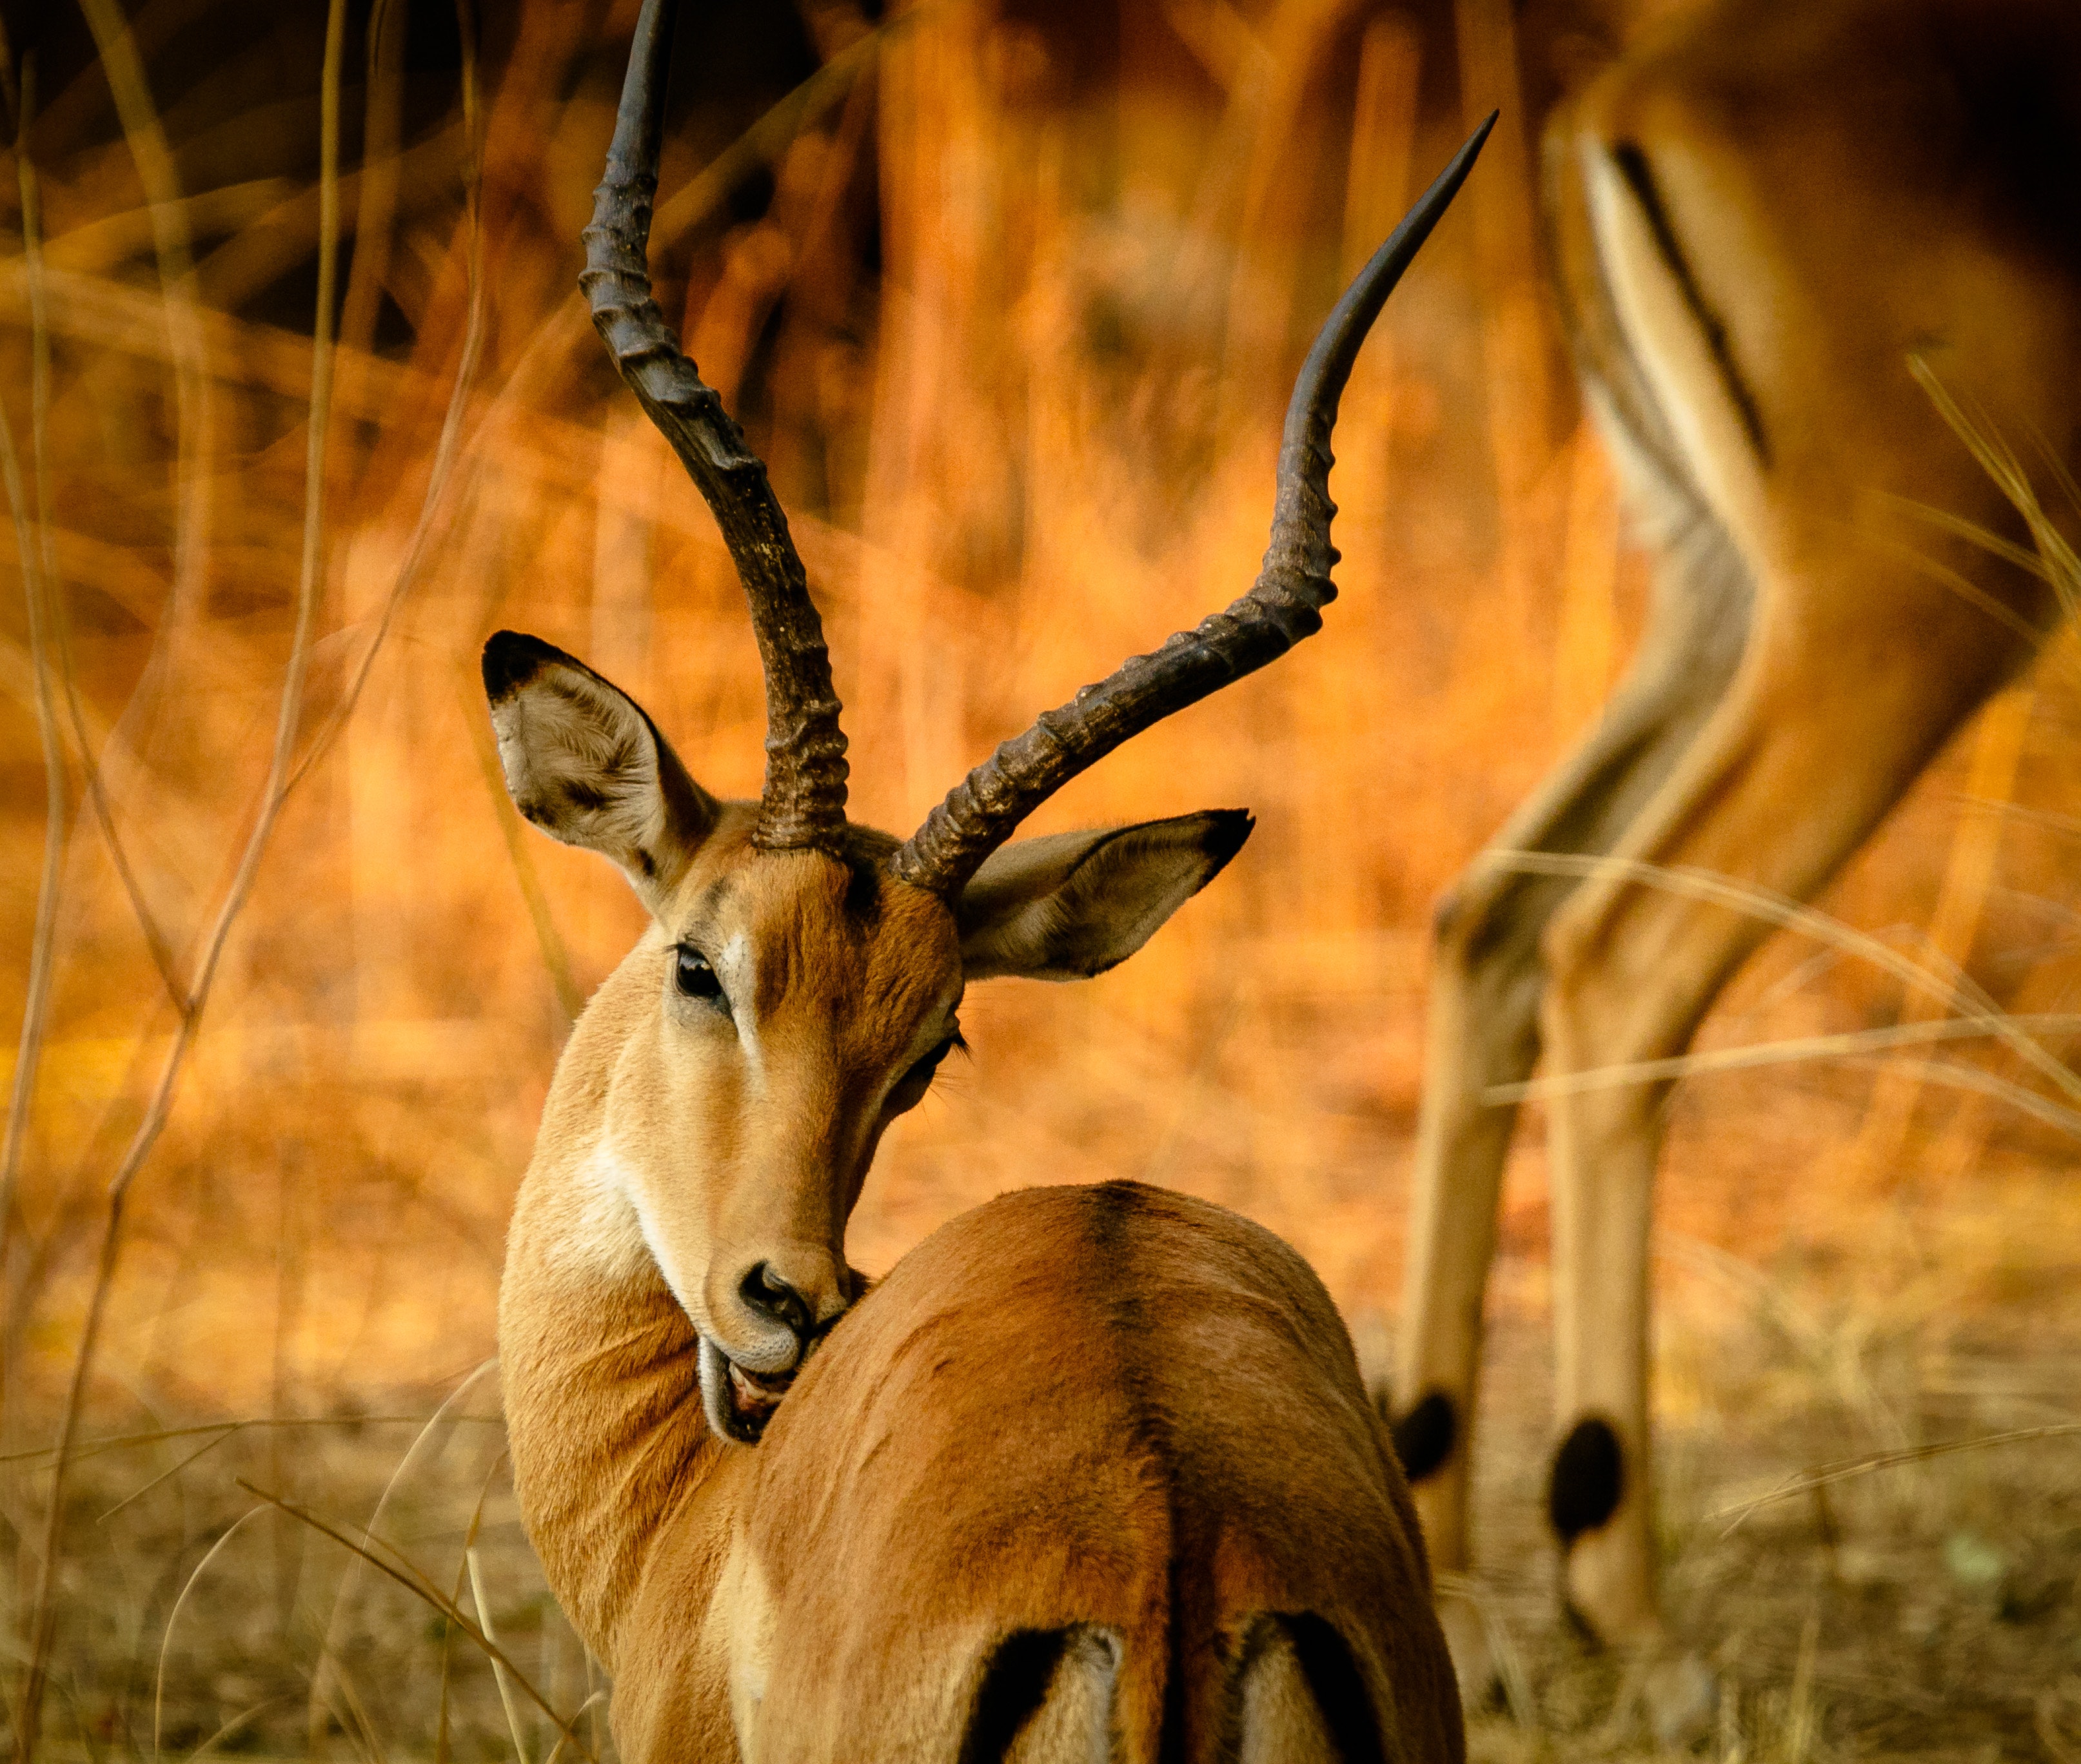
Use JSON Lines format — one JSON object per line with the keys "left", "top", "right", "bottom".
{"left": 888, "top": 115, "right": 1494, "bottom": 897}
{"left": 582, "top": 0, "right": 847, "bottom": 851}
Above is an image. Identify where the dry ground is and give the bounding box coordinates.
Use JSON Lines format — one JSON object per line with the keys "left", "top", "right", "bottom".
{"left": 11, "top": 1150, "right": 2081, "bottom": 1764}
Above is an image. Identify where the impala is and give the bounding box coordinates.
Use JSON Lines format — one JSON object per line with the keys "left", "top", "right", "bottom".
{"left": 489, "top": 1, "right": 1488, "bottom": 1756}
{"left": 1392, "top": 0, "right": 2081, "bottom": 1710}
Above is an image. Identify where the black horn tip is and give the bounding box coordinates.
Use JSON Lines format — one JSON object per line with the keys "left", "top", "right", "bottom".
{"left": 1279, "top": 110, "right": 1496, "bottom": 467}
{"left": 1431, "top": 110, "right": 1498, "bottom": 226}
{"left": 482, "top": 631, "right": 580, "bottom": 705}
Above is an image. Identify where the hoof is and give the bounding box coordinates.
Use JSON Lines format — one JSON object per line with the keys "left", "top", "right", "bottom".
{"left": 1435, "top": 1587, "right": 1508, "bottom": 1715}
{"left": 1642, "top": 1651, "right": 1717, "bottom": 1750}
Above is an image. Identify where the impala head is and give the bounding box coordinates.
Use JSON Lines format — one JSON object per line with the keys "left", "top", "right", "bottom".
{"left": 488, "top": 0, "right": 1488, "bottom": 1446}
{"left": 485, "top": 629, "right": 1254, "bottom": 1439}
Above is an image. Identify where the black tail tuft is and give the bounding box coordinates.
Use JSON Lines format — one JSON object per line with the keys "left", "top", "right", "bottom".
{"left": 960, "top": 1625, "right": 1121, "bottom": 1764}
{"left": 1225, "top": 1612, "right": 1387, "bottom": 1764}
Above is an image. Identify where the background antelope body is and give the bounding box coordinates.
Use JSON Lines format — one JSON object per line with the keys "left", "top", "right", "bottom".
{"left": 1394, "top": 0, "right": 2081, "bottom": 1715}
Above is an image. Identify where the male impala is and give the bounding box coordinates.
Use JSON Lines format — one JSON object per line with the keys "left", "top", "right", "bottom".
{"left": 491, "top": 1, "right": 1487, "bottom": 1755}
{"left": 1392, "top": 0, "right": 2081, "bottom": 1707}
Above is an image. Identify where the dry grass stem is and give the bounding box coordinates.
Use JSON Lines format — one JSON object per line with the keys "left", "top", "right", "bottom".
{"left": 152, "top": 1505, "right": 264, "bottom": 1764}
{"left": 1911, "top": 355, "right": 2081, "bottom": 625}
{"left": 235, "top": 1478, "right": 596, "bottom": 1763}
{"left": 1486, "top": 849, "right": 2081, "bottom": 1102}
{"left": 468, "top": 1545, "right": 531, "bottom": 1764}
{"left": 75, "top": 0, "right": 215, "bottom": 631}
{"left": 1711, "top": 1421, "right": 2081, "bottom": 1533}
{"left": 306, "top": 1359, "right": 499, "bottom": 1749}
{"left": 15, "top": 3, "right": 351, "bottom": 1748}
{"left": 1488, "top": 1010, "right": 2081, "bottom": 1106}
{"left": 0, "top": 175, "right": 64, "bottom": 1286}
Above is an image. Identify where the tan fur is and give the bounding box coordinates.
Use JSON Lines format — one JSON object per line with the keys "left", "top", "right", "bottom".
{"left": 506, "top": 1169, "right": 1463, "bottom": 1761}
{"left": 1397, "top": 0, "right": 2081, "bottom": 1678}
{"left": 497, "top": 801, "right": 957, "bottom": 1665}
{"left": 489, "top": 637, "right": 1461, "bottom": 1756}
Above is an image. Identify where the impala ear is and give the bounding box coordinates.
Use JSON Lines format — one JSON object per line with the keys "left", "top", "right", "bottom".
{"left": 482, "top": 631, "right": 717, "bottom": 915}
{"left": 954, "top": 810, "right": 1253, "bottom": 982}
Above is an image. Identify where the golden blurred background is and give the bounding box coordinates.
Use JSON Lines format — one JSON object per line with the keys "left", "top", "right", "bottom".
{"left": 4, "top": 0, "right": 2080, "bottom": 1756}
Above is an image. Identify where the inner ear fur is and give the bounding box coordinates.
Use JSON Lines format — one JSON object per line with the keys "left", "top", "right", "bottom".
{"left": 482, "top": 631, "right": 716, "bottom": 912}
{"left": 955, "top": 809, "right": 1254, "bottom": 982}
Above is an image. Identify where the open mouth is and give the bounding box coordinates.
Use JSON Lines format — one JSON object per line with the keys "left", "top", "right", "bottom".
{"left": 698, "top": 1336, "right": 798, "bottom": 1444}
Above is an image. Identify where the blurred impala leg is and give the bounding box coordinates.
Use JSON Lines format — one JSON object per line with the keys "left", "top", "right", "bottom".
{"left": 1519, "top": 6, "right": 2081, "bottom": 1713}
{"left": 1552, "top": 427, "right": 1622, "bottom": 743}
{"left": 1397, "top": 500, "right": 1749, "bottom": 1689}
{"left": 1846, "top": 686, "right": 2033, "bottom": 1187}
{"left": 1452, "top": 0, "right": 1554, "bottom": 638}
{"left": 1538, "top": 558, "right": 2024, "bottom": 1660}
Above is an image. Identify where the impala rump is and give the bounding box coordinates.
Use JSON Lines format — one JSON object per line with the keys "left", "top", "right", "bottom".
{"left": 713, "top": 1182, "right": 1460, "bottom": 1763}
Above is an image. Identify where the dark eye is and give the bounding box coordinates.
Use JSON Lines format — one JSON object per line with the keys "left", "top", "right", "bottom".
{"left": 674, "top": 945, "right": 725, "bottom": 1007}
{"left": 900, "top": 1029, "right": 963, "bottom": 1092}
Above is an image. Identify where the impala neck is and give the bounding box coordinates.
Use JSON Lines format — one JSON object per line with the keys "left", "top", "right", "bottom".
{"left": 499, "top": 1072, "right": 727, "bottom": 1667}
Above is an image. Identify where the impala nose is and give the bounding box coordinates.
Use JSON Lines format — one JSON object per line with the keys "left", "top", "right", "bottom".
{"left": 718, "top": 1244, "right": 848, "bottom": 1364}
{"left": 741, "top": 1262, "right": 814, "bottom": 1338}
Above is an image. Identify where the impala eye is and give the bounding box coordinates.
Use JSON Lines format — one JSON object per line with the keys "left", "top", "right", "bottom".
{"left": 900, "top": 1028, "right": 965, "bottom": 1092}
{"left": 674, "top": 945, "right": 725, "bottom": 1008}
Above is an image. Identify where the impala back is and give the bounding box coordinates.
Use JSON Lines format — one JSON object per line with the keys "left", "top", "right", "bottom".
{"left": 687, "top": 1181, "right": 1463, "bottom": 1763}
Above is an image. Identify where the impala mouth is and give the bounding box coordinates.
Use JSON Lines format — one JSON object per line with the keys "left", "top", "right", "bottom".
{"left": 698, "top": 1336, "right": 798, "bottom": 1445}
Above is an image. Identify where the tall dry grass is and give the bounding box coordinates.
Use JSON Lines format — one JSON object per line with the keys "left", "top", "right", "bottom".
{"left": 3, "top": 0, "right": 2080, "bottom": 1758}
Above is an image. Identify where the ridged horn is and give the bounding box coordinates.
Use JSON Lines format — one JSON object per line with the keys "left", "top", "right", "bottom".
{"left": 581, "top": 0, "right": 847, "bottom": 851}
{"left": 889, "top": 114, "right": 1495, "bottom": 896}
